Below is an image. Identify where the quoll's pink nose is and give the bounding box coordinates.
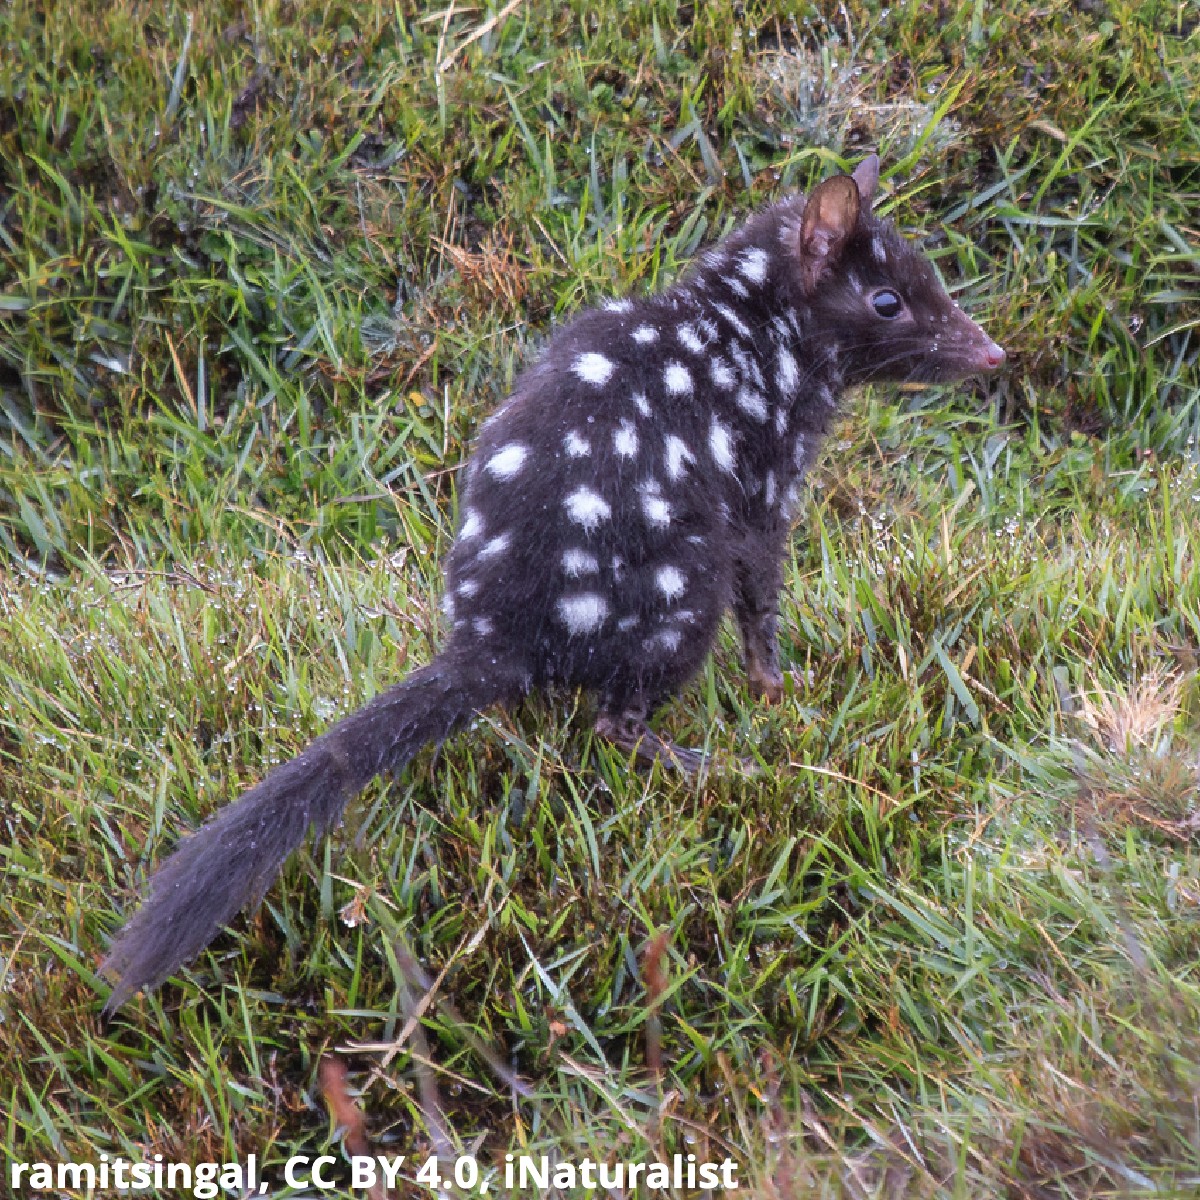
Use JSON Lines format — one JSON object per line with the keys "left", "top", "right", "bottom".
{"left": 981, "top": 341, "right": 1006, "bottom": 370}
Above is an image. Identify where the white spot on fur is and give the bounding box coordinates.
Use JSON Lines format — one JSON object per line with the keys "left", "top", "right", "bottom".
{"left": 777, "top": 347, "right": 799, "bottom": 396}
{"left": 442, "top": 593, "right": 455, "bottom": 621}
{"left": 663, "top": 360, "right": 692, "bottom": 395}
{"left": 632, "top": 324, "right": 658, "bottom": 344}
{"left": 565, "top": 430, "right": 591, "bottom": 458}
{"left": 677, "top": 323, "right": 705, "bottom": 354}
{"left": 604, "top": 298, "right": 634, "bottom": 313}
{"left": 765, "top": 471, "right": 777, "bottom": 507}
{"left": 730, "top": 342, "right": 764, "bottom": 387}
{"left": 487, "top": 443, "right": 528, "bottom": 479}
{"left": 774, "top": 406, "right": 788, "bottom": 436}
{"left": 727, "top": 276, "right": 749, "bottom": 298}
{"left": 458, "top": 509, "right": 483, "bottom": 540}
{"left": 473, "top": 617, "right": 494, "bottom": 637}
{"left": 710, "top": 357, "right": 735, "bottom": 390}
{"left": 714, "top": 302, "right": 751, "bottom": 338}
{"left": 782, "top": 482, "right": 801, "bottom": 519}
{"left": 480, "top": 533, "right": 510, "bottom": 559}
{"left": 617, "top": 614, "right": 639, "bottom": 632}
{"left": 557, "top": 593, "right": 609, "bottom": 635}
{"left": 562, "top": 548, "right": 599, "bottom": 576}
{"left": 872, "top": 235, "right": 887, "bottom": 264}
{"left": 643, "top": 495, "right": 671, "bottom": 526}
{"left": 573, "top": 352, "right": 616, "bottom": 385}
{"left": 656, "top": 565, "right": 686, "bottom": 601}
{"left": 736, "top": 386, "right": 768, "bottom": 422}
{"left": 664, "top": 435, "right": 695, "bottom": 481}
{"left": 738, "top": 247, "right": 770, "bottom": 284}
{"left": 709, "top": 419, "right": 735, "bottom": 473}
{"left": 565, "top": 487, "right": 611, "bottom": 530}
{"left": 613, "top": 420, "right": 639, "bottom": 458}
{"left": 647, "top": 628, "right": 682, "bottom": 653}
{"left": 632, "top": 391, "right": 652, "bottom": 417}
{"left": 457, "top": 578, "right": 478, "bottom": 598}
{"left": 639, "top": 480, "right": 671, "bottom": 527}
{"left": 793, "top": 433, "right": 807, "bottom": 470}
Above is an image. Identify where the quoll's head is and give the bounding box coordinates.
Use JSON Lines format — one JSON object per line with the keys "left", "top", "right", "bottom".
{"left": 794, "top": 154, "right": 1006, "bottom": 385}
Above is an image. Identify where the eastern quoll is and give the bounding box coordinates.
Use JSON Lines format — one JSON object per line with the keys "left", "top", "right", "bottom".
{"left": 103, "top": 153, "right": 1005, "bottom": 1008}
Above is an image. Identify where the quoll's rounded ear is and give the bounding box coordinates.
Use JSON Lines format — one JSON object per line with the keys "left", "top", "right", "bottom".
{"left": 797, "top": 173, "right": 860, "bottom": 294}
{"left": 851, "top": 153, "right": 880, "bottom": 207}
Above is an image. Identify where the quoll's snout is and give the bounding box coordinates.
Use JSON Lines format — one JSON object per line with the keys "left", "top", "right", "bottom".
{"left": 948, "top": 305, "right": 1006, "bottom": 377}
{"left": 980, "top": 340, "right": 1006, "bottom": 370}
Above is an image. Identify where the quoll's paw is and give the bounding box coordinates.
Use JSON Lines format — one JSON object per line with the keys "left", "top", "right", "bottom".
{"left": 746, "top": 666, "right": 805, "bottom": 705}
{"left": 594, "top": 714, "right": 762, "bottom": 780}
{"left": 595, "top": 712, "right": 712, "bottom": 778}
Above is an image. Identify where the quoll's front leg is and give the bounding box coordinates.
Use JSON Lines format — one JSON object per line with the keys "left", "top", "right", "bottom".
{"left": 733, "top": 535, "right": 791, "bottom": 704}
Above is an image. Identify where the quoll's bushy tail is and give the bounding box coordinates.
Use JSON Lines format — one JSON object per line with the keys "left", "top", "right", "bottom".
{"left": 103, "top": 648, "right": 508, "bottom": 1011}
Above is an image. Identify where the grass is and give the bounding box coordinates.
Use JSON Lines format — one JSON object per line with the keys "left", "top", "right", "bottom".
{"left": 1, "top": 0, "right": 1198, "bottom": 1195}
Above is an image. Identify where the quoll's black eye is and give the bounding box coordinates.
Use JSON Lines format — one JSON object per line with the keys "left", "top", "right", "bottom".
{"left": 871, "top": 289, "right": 903, "bottom": 319}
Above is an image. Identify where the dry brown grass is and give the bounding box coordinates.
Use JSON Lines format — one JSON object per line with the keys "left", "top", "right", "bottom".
{"left": 1073, "top": 668, "right": 1200, "bottom": 842}
{"left": 1076, "top": 668, "right": 1186, "bottom": 756}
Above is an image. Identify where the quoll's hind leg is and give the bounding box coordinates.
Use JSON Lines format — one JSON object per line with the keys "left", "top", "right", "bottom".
{"left": 593, "top": 643, "right": 765, "bottom": 779}
{"left": 590, "top": 545, "right": 744, "bottom": 776}
{"left": 594, "top": 709, "right": 713, "bottom": 777}
{"left": 591, "top": 605, "right": 723, "bottom": 778}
